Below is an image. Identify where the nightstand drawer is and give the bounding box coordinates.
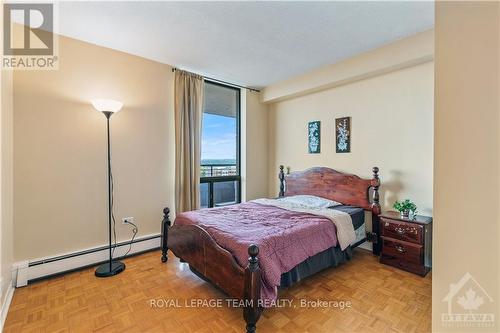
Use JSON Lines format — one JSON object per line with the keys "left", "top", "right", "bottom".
{"left": 381, "top": 217, "right": 423, "bottom": 244}
{"left": 380, "top": 253, "right": 429, "bottom": 276}
{"left": 379, "top": 212, "right": 432, "bottom": 277}
{"left": 381, "top": 238, "right": 423, "bottom": 265}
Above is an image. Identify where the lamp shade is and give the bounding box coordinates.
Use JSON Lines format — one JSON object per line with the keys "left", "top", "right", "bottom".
{"left": 91, "top": 99, "right": 123, "bottom": 113}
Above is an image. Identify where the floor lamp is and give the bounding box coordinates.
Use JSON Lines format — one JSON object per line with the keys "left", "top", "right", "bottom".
{"left": 91, "top": 99, "right": 126, "bottom": 277}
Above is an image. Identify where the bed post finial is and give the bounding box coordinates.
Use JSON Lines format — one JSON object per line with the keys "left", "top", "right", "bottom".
{"left": 279, "top": 165, "right": 285, "bottom": 197}
{"left": 161, "top": 207, "right": 171, "bottom": 262}
{"left": 371, "top": 167, "right": 380, "bottom": 212}
{"left": 371, "top": 167, "right": 381, "bottom": 255}
{"left": 244, "top": 244, "right": 262, "bottom": 333}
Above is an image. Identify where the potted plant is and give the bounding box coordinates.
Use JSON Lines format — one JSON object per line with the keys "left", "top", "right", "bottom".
{"left": 393, "top": 199, "right": 418, "bottom": 219}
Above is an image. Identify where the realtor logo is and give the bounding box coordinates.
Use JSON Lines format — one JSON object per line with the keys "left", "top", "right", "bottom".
{"left": 2, "top": 2, "right": 58, "bottom": 69}
{"left": 442, "top": 272, "right": 495, "bottom": 328}
{"left": 3, "top": 3, "right": 53, "bottom": 55}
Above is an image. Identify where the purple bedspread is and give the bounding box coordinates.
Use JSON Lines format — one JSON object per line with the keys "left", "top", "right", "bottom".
{"left": 174, "top": 202, "right": 338, "bottom": 303}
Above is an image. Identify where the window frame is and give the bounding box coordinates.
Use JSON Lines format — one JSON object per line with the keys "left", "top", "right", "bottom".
{"left": 200, "top": 80, "right": 241, "bottom": 208}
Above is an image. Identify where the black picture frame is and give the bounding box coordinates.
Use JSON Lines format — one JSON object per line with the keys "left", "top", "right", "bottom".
{"left": 335, "top": 117, "right": 351, "bottom": 153}
{"left": 308, "top": 121, "right": 321, "bottom": 154}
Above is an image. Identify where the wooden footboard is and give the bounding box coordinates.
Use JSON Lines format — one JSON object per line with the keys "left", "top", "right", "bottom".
{"left": 172, "top": 225, "right": 245, "bottom": 297}
{"left": 161, "top": 208, "right": 262, "bottom": 332}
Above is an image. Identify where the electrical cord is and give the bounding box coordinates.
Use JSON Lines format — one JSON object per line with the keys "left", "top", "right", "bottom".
{"left": 108, "top": 138, "right": 138, "bottom": 260}
{"left": 110, "top": 154, "right": 117, "bottom": 260}
{"left": 122, "top": 220, "right": 138, "bottom": 258}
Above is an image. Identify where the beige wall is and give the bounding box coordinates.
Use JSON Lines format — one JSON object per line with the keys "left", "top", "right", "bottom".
{"left": 242, "top": 90, "right": 269, "bottom": 201}
{"left": 1, "top": 68, "right": 14, "bottom": 313}
{"left": 433, "top": 2, "right": 500, "bottom": 331}
{"left": 12, "top": 34, "right": 269, "bottom": 262}
{"left": 13, "top": 36, "right": 175, "bottom": 260}
{"left": 1, "top": 1, "right": 15, "bottom": 315}
{"left": 268, "top": 61, "right": 434, "bottom": 219}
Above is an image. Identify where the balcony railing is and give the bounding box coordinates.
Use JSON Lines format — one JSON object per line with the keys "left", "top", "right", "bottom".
{"left": 200, "top": 164, "right": 240, "bottom": 208}
{"left": 200, "top": 164, "right": 237, "bottom": 177}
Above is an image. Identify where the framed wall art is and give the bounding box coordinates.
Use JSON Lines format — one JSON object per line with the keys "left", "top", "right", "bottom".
{"left": 308, "top": 121, "right": 321, "bottom": 154}
{"left": 335, "top": 117, "right": 351, "bottom": 153}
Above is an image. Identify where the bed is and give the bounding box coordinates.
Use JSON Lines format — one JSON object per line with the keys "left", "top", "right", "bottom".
{"left": 160, "top": 166, "right": 381, "bottom": 333}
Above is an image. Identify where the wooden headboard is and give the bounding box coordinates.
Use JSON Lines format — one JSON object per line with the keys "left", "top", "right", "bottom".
{"left": 278, "top": 165, "right": 382, "bottom": 254}
{"left": 279, "top": 166, "right": 379, "bottom": 210}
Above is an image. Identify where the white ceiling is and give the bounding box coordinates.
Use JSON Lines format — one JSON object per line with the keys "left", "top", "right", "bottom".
{"left": 58, "top": 1, "right": 434, "bottom": 89}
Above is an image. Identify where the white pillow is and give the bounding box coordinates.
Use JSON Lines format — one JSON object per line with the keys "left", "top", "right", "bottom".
{"left": 279, "top": 195, "right": 341, "bottom": 209}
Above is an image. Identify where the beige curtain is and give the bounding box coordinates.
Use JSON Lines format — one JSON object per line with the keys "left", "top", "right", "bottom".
{"left": 174, "top": 70, "right": 204, "bottom": 213}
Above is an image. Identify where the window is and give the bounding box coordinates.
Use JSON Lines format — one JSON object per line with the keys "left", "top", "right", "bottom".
{"left": 200, "top": 81, "right": 240, "bottom": 208}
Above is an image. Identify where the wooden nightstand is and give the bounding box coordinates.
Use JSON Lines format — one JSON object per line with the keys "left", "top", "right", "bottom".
{"left": 379, "top": 211, "right": 432, "bottom": 276}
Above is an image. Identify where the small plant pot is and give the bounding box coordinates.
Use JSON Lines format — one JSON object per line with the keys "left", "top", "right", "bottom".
{"left": 401, "top": 210, "right": 410, "bottom": 219}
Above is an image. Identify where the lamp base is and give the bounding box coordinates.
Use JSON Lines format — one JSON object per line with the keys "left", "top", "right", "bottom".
{"left": 95, "top": 261, "right": 125, "bottom": 277}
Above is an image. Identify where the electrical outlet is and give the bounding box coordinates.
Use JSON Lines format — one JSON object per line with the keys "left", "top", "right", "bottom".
{"left": 122, "top": 217, "right": 135, "bottom": 225}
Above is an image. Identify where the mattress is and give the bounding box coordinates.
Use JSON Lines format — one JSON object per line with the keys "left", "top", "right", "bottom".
{"left": 331, "top": 204, "right": 365, "bottom": 230}
{"left": 280, "top": 204, "right": 365, "bottom": 288}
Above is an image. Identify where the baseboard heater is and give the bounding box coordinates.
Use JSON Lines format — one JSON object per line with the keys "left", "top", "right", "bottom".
{"left": 13, "top": 234, "right": 161, "bottom": 287}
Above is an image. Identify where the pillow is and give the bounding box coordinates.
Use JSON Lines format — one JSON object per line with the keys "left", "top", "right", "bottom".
{"left": 279, "top": 195, "right": 342, "bottom": 209}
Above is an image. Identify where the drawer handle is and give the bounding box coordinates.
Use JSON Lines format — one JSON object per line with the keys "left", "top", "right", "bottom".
{"left": 395, "top": 245, "right": 406, "bottom": 253}
{"left": 395, "top": 227, "right": 406, "bottom": 235}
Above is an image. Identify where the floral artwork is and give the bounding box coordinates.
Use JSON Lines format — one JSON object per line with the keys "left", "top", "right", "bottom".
{"left": 308, "top": 121, "right": 321, "bottom": 154}
{"left": 336, "top": 117, "right": 351, "bottom": 153}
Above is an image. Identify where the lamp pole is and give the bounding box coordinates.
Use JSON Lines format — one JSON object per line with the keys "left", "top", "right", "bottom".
{"left": 95, "top": 110, "right": 125, "bottom": 277}
{"left": 105, "top": 111, "right": 113, "bottom": 272}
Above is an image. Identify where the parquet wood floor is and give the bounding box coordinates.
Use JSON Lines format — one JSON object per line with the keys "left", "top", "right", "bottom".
{"left": 4, "top": 249, "right": 431, "bottom": 333}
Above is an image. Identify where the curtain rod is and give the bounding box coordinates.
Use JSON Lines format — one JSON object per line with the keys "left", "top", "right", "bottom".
{"left": 171, "top": 67, "right": 261, "bottom": 93}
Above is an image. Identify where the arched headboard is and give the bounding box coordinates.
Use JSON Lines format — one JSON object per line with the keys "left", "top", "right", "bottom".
{"left": 279, "top": 166, "right": 378, "bottom": 210}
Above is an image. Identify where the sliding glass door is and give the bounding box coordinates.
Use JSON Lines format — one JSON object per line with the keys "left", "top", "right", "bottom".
{"left": 200, "top": 81, "right": 240, "bottom": 208}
